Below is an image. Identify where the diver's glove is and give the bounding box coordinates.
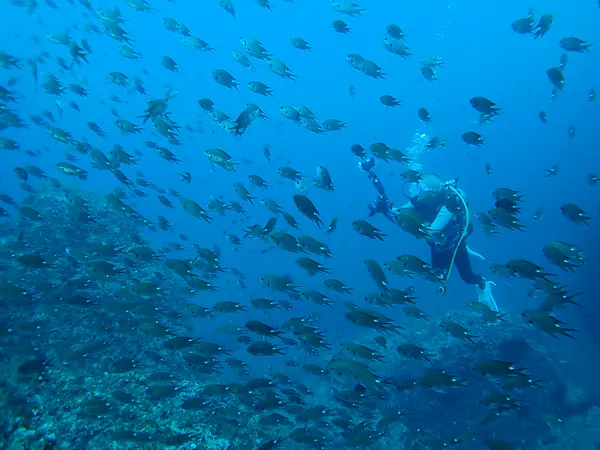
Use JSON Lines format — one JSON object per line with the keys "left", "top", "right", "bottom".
{"left": 422, "top": 226, "right": 445, "bottom": 247}
{"left": 368, "top": 195, "right": 392, "bottom": 217}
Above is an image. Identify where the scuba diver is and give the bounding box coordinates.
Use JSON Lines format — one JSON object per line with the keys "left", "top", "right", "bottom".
{"left": 359, "top": 157, "right": 499, "bottom": 312}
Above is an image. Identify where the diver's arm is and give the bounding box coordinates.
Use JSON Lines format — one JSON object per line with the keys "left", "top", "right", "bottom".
{"left": 371, "top": 175, "right": 387, "bottom": 198}
{"left": 360, "top": 157, "right": 395, "bottom": 219}
{"left": 392, "top": 201, "right": 413, "bottom": 215}
{"left": 359, "top": 157, "right": 387, "bottom": 198}
{"left": 429, "top": 205, "right": 453, "bottom": 232}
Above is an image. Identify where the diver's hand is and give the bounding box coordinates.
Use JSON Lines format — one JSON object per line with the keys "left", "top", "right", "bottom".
{"left": 423, "top": 226, "right": 444, "bottom": 244}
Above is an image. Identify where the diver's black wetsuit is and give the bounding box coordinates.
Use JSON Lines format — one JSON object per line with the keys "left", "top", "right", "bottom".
{"left": 411, "top": 188, "right": 486, "bottom": 289}
{"left": 430, "top": 226, "right": 485, "bottom": 288}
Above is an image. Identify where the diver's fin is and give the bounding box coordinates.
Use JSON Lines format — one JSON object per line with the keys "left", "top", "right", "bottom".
{"left": 467, "top": 246, "right": 486, "bottom": 260}
{"left": 477, "top": 280, "right": 499, "bottom": 312}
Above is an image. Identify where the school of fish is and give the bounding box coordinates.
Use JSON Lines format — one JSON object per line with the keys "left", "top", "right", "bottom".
{"left": 0, "top": 0, "right": 597, "bottom": 449}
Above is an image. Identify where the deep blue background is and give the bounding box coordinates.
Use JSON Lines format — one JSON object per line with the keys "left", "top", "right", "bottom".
{"left": 1, "top": 0, "right": 599, "bottom": 393}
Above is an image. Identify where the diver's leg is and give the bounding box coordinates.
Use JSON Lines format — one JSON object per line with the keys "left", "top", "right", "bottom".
{"left": 430, "top": 245, "right": 452, "bottom": 279}
{"left": 455, "top": 242, "right": 499, "bottom": 311}
{"left": 454, "top": 242, "right": 485, "bottom": 288}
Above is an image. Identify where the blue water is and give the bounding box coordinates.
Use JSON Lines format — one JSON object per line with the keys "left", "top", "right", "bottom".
{"left": 1, "top": 0, "right": 600, "bottom": 448}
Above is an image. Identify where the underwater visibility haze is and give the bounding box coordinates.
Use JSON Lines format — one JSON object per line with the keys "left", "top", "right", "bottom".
{"left": 1, "top": 0, "right": 600, "bottom": 448}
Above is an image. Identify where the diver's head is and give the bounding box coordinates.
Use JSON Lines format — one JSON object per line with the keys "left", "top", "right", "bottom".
{"left": 405, "top": 173, "right": 444, "bottom": 200}
{"left": 420, "top": 173, "right": 446, "bottom": 192}
{"left": 407, "top": 175, "right": 465, "bottom": 208}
